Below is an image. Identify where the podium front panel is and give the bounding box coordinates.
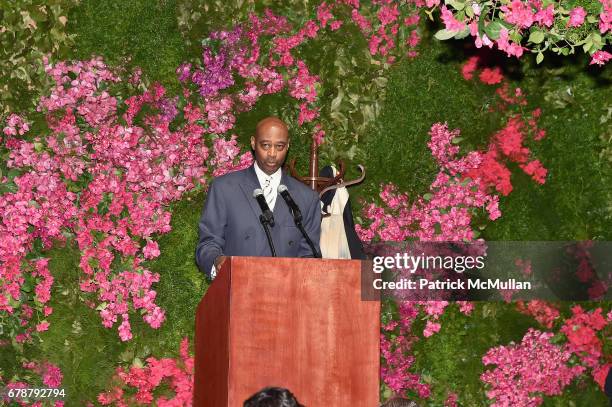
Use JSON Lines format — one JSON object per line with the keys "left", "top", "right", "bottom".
{"left": 227, "top": 257, "right": 379, "bottom": 407}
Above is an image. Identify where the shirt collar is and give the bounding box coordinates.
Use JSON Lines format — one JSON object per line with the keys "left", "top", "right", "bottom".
{"left": 254, "top": 161, "right": 282, "bottom": 184}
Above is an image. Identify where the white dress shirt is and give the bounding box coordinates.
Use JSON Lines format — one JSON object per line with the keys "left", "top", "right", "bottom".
{"left": 210, "top": 163, "right": 282, "bottom": 279}
{"left": 254, "top": 161, "right": 282, "bottom": 211}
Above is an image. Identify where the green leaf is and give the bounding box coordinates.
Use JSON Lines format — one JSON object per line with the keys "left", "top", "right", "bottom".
{"left": 528, "top": 30, "right": 545, "bottom": 44}
{"left": 434, "top": 29, "right": 457, "bottom": 40}
{"left": 536, "top": 52, "right": 544, "bottom": 64}
{"left": 484, "top": 21, "right": 503, "bottom": 40}
{"left": 592, "top": 33, "right": 602, "bottom": 46}
{"left": 0, "top": 182, "right": 17, "bottom": 195}
{"left": 330, "top": 89, "right": 343, "bottom": 112}
{"left": 455, "top": 27, "right": 470, "bottom": 39}
{"left": 95, "top": 302, "right": 108, "bottom": 311}
{"left": 447, "top": 0, "right": 465, "bottom": 10}
{"left": 119, "top": 349, "right": 134, "bottom": 362}
{"left": 465, "top": 4, "right": 474, "bottom": 18}
{"left": 477, "top": 6, "right": 490, "bottom": 37}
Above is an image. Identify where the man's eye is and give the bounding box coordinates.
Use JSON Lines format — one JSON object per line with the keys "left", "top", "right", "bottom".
{"left": 261, "top": 144, "right": 271, "bottom": 149}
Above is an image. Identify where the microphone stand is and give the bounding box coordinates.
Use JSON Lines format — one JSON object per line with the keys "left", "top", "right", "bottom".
{"left": 259, "top": 214, "right": 277, "bottom": 257}
{"left": 289, "top": 210, "right": 321, "bottom": 258}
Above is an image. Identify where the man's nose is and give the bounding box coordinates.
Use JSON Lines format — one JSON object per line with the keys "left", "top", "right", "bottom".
{"left": 267, "top": 148, "right": 277, "bottom": 158}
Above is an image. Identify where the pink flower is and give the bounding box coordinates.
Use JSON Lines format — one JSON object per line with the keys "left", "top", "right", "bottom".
{"left": 42, "top": 363, "right": 63, "bottom": 387}
{"left": 36, "top": 321, "right": 50, "bottom": 332}
{"left": 501, "top": 0, "right": 535, "bottom": 28}
{"left": 378, "top": 5, "right": 399, "bottom": 26}
{"left": 568, "top": 7, "right": 587, "bottom": 27}
{"left": 298, "top": 103, "right": 319, "bottom": 125}
{"left": 461, "top": 56, "right": 480, "bottom": 80}
{"left": 479, "top": 67, "right": 504, "bottom": 85}
{"left": 590, "top": 50, "right": 612, "bottom": 66}
{"left": 143, "top": 240, "right": 161, "bottom": 259}
{"left": 329, "top": 20, "right": 343, "bottom": 31}
{"left": 118, "top": 317, "right": 132, "bottom": 342}
{"left": 520, "top": 159, "right": 547, "bottom": 184}
{"left": 600, "top": 0, "right": 612, "bottom": 33}
{"left": 423, "top": 320, "right": 441, "bottom": 337}
{"left": 351, "top": 9, "right": 371, "bottom": 32}
{"left": 535, "top": 4, "right": 555, "bottom": 27}
{"left": 444, "top": 392, "right": 458, "bottom": 407}
{"left": 316, "top": 2, "right": 333, "bottom": 27}
{"left": 301, "top": 20, "right": 319, "bottom": 38}
{"left": 497, "top": 28, "right": 524, "bottom": 58}
{"left": 97, "top": 338, "right": 194, "bottom": 405}
{"left": 482, "top": 329, "right": 585, "bottom": 405}
{"left": 593, "top": 364, "right": 611, "bottom": 390}
{"left": 440, "top": 6, "right": 466, "bottom": 31}
{"left": 458, "top": 301, "right": 474, "bottom": 315}
{"left": 313, "top": 125, "right": 325, "bottom": 146}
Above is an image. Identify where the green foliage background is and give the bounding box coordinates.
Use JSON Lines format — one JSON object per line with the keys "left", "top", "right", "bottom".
{"left": 0, "top": 0, "right": 610, "bottom": 405}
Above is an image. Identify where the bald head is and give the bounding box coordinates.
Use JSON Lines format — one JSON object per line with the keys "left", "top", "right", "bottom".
{"left": 251, "top": 116, "right": 290, "bottom": 175}
{"left": 255, "top": 116, "right": 289, "bottom": 138}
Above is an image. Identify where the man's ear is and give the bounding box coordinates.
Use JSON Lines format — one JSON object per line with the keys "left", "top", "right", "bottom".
{"left": 250, "top": 136, "right": 255, "bottom": 150}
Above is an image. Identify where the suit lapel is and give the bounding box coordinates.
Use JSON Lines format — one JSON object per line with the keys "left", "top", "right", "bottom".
{"left": 239, "top": 165, "right": 264, "bottom": 222}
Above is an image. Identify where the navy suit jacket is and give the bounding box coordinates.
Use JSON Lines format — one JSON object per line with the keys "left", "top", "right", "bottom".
{"left": 195, "top": 165, "right": 322, "bottom": 278}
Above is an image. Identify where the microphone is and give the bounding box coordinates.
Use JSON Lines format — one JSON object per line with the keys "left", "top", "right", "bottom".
{"left": 277, "top": 184, "right": 321, "bottom": 258}
{"left": 253, "top": 188, "right": 275, "bottom": 227}
{"left": 277, "top": 184, "right": 302, "bottom": 222}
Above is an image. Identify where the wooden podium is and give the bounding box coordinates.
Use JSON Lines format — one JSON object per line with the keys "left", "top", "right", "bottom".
{"left": 193, "top": 256, "right": 380, "bottom": 406}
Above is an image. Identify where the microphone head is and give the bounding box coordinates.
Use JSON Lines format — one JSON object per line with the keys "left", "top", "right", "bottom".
{"left": 253, "top": 188, "right": 264, "bottom": 198}
{"left": 277, "top": 184, "right": 288, "bottom": 193}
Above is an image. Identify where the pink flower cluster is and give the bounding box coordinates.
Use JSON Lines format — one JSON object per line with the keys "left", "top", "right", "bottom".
{"left": 515, "top": 300, "right": 560, "bottom": 328}
{"left": 356, "top": 123, "right": 500, "bottom": 243}
{"left": 177, "top": 1, "right": 425, "bottom": 146}
{"left": 560, "top": 305, "right": 608, "bottom": 369}
{"left": 600, "top": 0, "right": 612, "bottom": 33}
{"left": 0, "top": 168, "right": 76, "bottom": 339}
{"left": 380, "top": 299, "right": 474, "bottom": 398}
{"left": 2, "top": 361, "right": 64, "bottom": 407}
{"left": 1, "top": 54, "right": 259, "bottom": 342}
{"left": 430, "top": 0, "right": 612, "bottom": 65}
{"left": 459, "top": 57, "right": 548, "bottom": 196}
{"left": 22, "top": 361, "right": 63, "bottom": 388}
{"left": 423, "top": 300, "right": 474, "bottom": 337}
{"left": 356, "top": 54, "right": 551, "bottom": 399}
{"left": 380, "top": 302, "right": 431, "bottom": 398}
{"left": 209, "top": 135, "right": 254, "bottom": 177}
{"left": 590, "top": 50, "right": 612, "bottom": 66}
{"left": 2, "top": 113, "right": 30, "bottom": 138}
{"left": 481, "top": 328, "right": 585, "bottom": 406}
{"left": 358, "top": 58, "right": 546, "bottom": 245}
{"left": 97, "top": 337, "right": 193, "bottom": 406}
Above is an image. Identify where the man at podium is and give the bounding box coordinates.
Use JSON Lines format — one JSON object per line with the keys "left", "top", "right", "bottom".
{"left": 195, "top": 117, "right": 322, "bottom": 279}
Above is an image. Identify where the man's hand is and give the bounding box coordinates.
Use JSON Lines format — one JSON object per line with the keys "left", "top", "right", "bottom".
{"left": 214, "top": 255, "right": 227, "bottom": 270}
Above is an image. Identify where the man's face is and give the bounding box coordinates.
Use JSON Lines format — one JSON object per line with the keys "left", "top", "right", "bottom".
{"left": 251, "top": 124, "right": 289, "bottom": 175}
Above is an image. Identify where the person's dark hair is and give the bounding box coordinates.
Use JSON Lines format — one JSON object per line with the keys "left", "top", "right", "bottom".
{"left": 380, "top": 397, "right": 420, "bottom": 407}
{"left": 243, "top": 387, "right": 304, "bottom": 407}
